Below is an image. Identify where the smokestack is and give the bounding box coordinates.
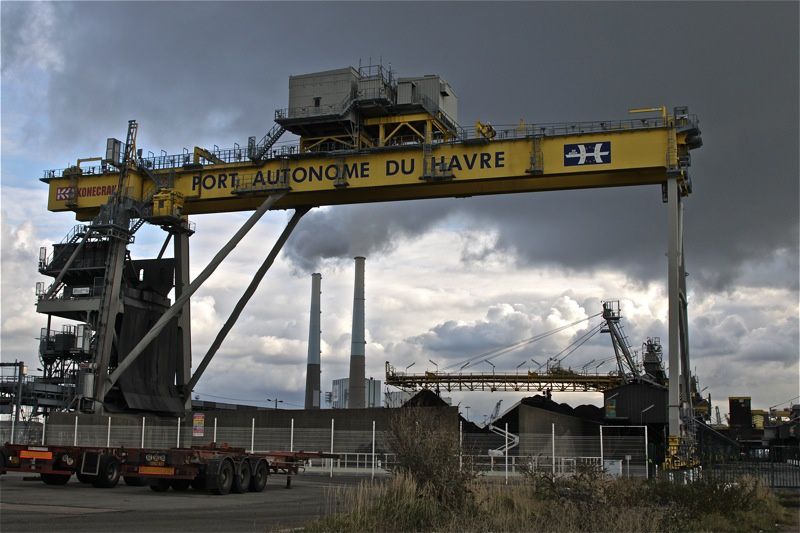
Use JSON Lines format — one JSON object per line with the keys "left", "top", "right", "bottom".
{"left": 305, "top": 273, "right": 322, "bottom": 409}
{"left": 348, "top": 257, "right": 366, "bottom": 408}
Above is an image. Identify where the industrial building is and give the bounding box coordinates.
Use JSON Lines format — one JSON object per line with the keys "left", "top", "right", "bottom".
{"left": 329, "top": 378, "right": 382, "bottom": 409}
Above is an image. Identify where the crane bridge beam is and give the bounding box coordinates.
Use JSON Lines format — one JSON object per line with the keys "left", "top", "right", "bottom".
{"left": 42, "top": 120, "right": 697, "bottom": 220}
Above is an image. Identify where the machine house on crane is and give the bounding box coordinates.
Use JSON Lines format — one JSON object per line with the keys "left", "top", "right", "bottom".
{"left": 29, "top": 63, "right": 702, "bottom": 465}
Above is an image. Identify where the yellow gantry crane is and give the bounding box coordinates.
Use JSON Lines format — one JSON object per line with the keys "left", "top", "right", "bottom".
{"left": 36, "top": 64, "right": 701, "bottom": 467}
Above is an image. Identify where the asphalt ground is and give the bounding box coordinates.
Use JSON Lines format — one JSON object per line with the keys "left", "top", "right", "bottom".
{"left": 0, "top": 471, "right": 366, "bottom": 533}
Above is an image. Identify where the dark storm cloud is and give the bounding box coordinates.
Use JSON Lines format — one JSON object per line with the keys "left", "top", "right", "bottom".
{"left": 4, "top": 2, "right": 798, "bottom": 288}
{"left": 284, "top": 201, "right": 452, "bottom": 271}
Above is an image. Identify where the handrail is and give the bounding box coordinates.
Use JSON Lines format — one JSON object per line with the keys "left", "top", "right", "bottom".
{"left": 42, "top": 114, "right": 698, "bottom": 179}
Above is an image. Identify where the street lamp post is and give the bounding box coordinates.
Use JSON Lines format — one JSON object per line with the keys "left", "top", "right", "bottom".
{"left": 266, "top": 397, "right": 284, "bottom": 409}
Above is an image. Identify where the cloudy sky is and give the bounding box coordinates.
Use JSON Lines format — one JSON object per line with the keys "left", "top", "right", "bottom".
{"left": 1, "top": 1, "right": 798, "bottom": 423}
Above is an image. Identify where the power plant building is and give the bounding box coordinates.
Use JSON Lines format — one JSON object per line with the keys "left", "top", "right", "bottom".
{"left": 330, "top": 378, "right": 381, "bottom": 409}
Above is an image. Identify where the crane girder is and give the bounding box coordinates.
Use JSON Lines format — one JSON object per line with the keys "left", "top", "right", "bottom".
{"left": 43, "top": 123, "right": 696, "bottom": 221}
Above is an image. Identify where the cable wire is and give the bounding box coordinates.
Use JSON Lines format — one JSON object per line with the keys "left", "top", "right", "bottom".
{"left": 446, "top": 312, "right": 602, "bottom": 371}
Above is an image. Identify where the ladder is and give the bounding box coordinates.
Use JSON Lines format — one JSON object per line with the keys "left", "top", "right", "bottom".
{"left": 249, "top": 123, "right": 286, "bottom": 162}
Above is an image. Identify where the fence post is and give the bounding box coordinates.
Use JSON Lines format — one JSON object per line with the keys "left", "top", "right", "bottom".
{"left": 290, "top": 418, "right": 294, "bottom": 452}
{"left": 459, "top": 420, "right": 463, "bottom": 472}
{"left": 600, "top": 425, "right": 604, "bottom": 471}
{"left": 551, "top": 423, "right": 555, "bottom": 476}
{"left": 644, "top": 425, "right": 649, "bottom": 479}
{"left": 330, "top": 418, "right": 334, "bottom": 478}
{"left": 177, "top": 417, "right": 181, "bottom": 448}
{"left": 505, "top": 422, "right": 509, "bottom": 485}
{"left": 371, "top": 420, "right": 376, "bottom": 480}
{"left": 74, "top": 415, "right": 79, "bottom": 446}
{"left": 41, "top": 416, "right": 47, "bottom": 445}
{"left": 106, "top": 416, "right": 111, "bottom": 448}
{"left": 141, "top": 417, "right": 146, "bottom": 448}
{"left": 213, "top": 417, "right": 217, "bottom": 443}
{"left": 250, "top": 417, "right": 255, "bottom": 453}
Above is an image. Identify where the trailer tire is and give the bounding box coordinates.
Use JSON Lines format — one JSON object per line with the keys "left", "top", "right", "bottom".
{"left": 170, "top": 479, "right": 191, "bottom": 491}
{"left": 41, "top": 473, "right": 71, "bottom": 485}
{"left": 149, "top": 478, "right": 171, "bottom": 492}
{"left": 124, "top": 476, "right": 147, "bottom": 486}
{"left": 209, "top": 458, "right": 234, "bottom": 495}
{"left": 92, "top": 455, "right": 121, "bottom": 488}
{"left": 0, "top": 449, "right": 7, "bottom": 475}
{"left": 249, "top": 459, "right": 268, "bottom": 492}
{"left": 76, "top": 472, "right": 96, "bottom": 484}
{"left": 232, "top": 459, "right": 251, "bottom": 493}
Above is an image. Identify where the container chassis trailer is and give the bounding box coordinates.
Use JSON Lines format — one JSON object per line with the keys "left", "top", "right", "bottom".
{"left": 0, "top": 442, "right": 332, "bottom": 495}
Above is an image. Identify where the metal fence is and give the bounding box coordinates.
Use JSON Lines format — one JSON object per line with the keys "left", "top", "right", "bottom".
{"left": 1, "top": 418, "right": 649, "bottom": 480}
{"left": 702, "top": 462, "right": 800, "bottom": 488}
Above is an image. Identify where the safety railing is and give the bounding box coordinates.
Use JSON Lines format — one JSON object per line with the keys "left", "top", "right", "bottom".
{"left": 42, "top": 114, "right": 697, "bottom": 179}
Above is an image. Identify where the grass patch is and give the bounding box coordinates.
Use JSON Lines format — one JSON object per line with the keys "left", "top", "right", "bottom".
{"left": 307, "top": 473, "right": 791, "bottom": 532}
{"left": 305, "top": 411, "right": 791, "bottom": 532}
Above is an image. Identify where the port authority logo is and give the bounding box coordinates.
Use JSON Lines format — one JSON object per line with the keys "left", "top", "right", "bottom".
{"left": 563, "top": 142, "right": 611, "bottom": 166}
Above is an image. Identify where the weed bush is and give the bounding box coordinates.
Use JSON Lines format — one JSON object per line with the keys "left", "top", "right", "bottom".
{"left": 385, "top": 408, "right": 475, "bottom": 511}
{"left": 306, "top": 413, "right": 789, "bottom": 532}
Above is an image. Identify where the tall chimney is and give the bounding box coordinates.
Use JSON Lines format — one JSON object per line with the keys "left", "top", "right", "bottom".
{"left": 304, "top": 273, "right": 322, "bottom": 409}
{"left": 348, "top": 257, "right": 366, "bottom": 408}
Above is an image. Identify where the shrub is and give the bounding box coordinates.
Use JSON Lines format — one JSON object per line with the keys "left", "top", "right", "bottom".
{"left": 385, "top": 407, "right": 475, "bottom": 511}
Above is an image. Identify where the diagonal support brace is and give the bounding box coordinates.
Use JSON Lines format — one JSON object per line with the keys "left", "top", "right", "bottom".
{"left": 106, "top": 192, "right": 286, "bottom": 390}
{"left": 187, "top": 206, "right": 310, "bottom": 392}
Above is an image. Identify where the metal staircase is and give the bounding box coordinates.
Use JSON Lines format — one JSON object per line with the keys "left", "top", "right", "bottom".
{"left": 488, "top": 424, "right": 520, "bottom": 457}
{"left": 39, "top": 224, "right": 89, "bottom": 272}
{"left": 248, "top": 123, "right": 286, "bottom": 162}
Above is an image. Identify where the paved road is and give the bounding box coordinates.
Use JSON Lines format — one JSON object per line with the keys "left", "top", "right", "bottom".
{"left": 0, "top": 471, "right": 364, "bottom": 532}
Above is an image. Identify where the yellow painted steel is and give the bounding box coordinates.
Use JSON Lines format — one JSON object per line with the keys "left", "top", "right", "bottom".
{"left": 45, "top": 125, "right": 687, "bottom": 221}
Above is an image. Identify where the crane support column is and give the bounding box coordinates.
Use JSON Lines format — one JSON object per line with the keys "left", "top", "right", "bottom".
{"left": 667, "top": 175, "right": 682, "bottom": 439}
{"left": 173, "top": 225, "right": 192, "bottom": 409}
{"left": 93, "top": 216, "right": 131, "bottom": 412}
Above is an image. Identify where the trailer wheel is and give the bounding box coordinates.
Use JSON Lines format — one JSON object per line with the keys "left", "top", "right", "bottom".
{"left": 41, "top": 473, "right": 71, "bottom": 485}
{"left": 124, "top": 476, "right": 147, "bottom": 486}
{"left": 92, "top": 455, "right": 121, "bottom": 488}
{"left": 76, "top": 472, "right": 96, "bottom": 484}
{"left": 0, "top": 449, "right": 7, "bottom": 475}
{"left": 232, "top": 459, "right": 251, "bottom": 493}
{"left": 209, "top": 458, "right": 234, "bottom": 495}
{"left": 149, "top": 479, "right": 171, "bottom": 492}
{"left": 249, "top": 460, "right": 268, "bottom": 492}
{"left": 170, "top": 479, "right": 191, "bottom": 491}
